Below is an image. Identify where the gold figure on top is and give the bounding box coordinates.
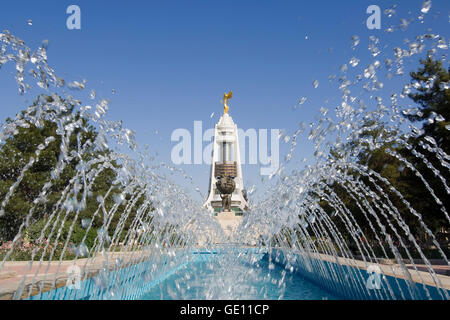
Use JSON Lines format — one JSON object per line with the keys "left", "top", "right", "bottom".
{"left": 223, "top": 91, "right": 233, "bottom": 114}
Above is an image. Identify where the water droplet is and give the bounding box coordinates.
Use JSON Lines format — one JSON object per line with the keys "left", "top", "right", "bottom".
{"left": 399, "top": 18, "right": 411, "bottom": 31}
{"left": 113, "top": 193, "right": 125, "bottom": 204}
{"left": 424, "top": 136, "right": 437, "bottom": 145}
{"left": 437, "top": 38, "right": 448, "bottom": 50}
{"left": 421, "top": 1, "right": 431, "bottom": 14}
{"left": 298, "top": 97, "right": 307, "bottom": 105}
{"left": 350, "top": 57, "right": 360, "bottom": 67}
{"left": 435, "top": 114, "right": 445, "bottom": 122}
{"left": 440, "top": 82, "right": 450, "bottom": 90}
{"left": 27, "top": 19, "right": 32, "bottom": 26}
{"left": 81, "top": 218, "right": 92, "bottom": 229}
{"left": 68, "top": 81, "right": 85, "bottom": 90}
{"left": 364, "top": 65, "right": 375, "bottom": 79}
{"left": 384, "top": 7, "right": 396, "bottom": 18}
{"left": 351, "top": 35, "right": 360, "bottom": 49}
{"left": 313, "top": 80, "right": 319, "bottom": 88}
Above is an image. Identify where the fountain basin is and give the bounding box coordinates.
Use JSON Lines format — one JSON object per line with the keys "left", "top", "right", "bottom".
{"left": 269, "top": 248, "right": 450, "bottom": 300}
{"left": 16, "top": 247, "right": 450, "bottom": 300}
{"left": 139, "top": 249, "right": 338, "bottom": 300}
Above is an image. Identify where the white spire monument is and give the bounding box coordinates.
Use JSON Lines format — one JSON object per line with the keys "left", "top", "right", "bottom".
{"left": 203, "top": 91, "right": 249, "bottom": 234}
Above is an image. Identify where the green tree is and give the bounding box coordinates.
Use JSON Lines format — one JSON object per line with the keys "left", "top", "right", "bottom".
{"left": 0, "top": 95, "right": 126, "bottom": 246}
{"left": 407, "top": 56, "right": 450, "bottom": 153}
{"left": 319, "top": 57, "right": 450, "bottom": 256}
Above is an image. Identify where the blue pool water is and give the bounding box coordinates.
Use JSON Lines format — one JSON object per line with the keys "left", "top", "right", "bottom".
{"left": 140, "top": 253, "right": 339, "bottom": 300}
{"left": 27, "top": 248, "right": 449, "bottom": 300}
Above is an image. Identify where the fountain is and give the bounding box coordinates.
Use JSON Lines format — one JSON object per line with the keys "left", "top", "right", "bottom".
{"left": 0, "top": 1, "right": 449, "bottom": 300}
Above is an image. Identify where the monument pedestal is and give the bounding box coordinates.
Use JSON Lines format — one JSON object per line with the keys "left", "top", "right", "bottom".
{"left": 216, "top": 211, "right": 242, "bottom": 237}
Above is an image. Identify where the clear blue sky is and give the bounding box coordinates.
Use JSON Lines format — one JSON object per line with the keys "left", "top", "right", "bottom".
{"left": 0, "top": 1, "right": 449, "bottom": 202}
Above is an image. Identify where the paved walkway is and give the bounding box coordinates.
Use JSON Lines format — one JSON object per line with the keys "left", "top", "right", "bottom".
{"left": 405, "top": 264, "right": 450, "bottom": 276}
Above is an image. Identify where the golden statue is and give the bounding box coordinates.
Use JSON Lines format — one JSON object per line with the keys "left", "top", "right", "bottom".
{"left": 223, "top": 91, "right": 232, "bottom": 114}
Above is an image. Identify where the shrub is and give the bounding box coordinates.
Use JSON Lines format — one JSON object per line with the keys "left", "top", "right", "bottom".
{"left": 27, "top": 218, "right": 98, "bottom": 249}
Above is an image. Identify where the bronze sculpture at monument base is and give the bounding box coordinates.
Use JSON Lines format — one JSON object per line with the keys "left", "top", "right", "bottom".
{"left": 219, "top": 194, "right": 232, "bottom": 212}
{"left": 216, "top": 175, "right": 236, "bottom": 212}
